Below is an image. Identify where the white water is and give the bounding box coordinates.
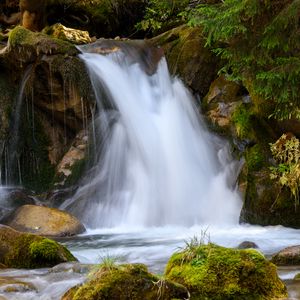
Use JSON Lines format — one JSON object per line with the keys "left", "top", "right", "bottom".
{"left": 61, "top": 48, "right": 242, "bottom": 228}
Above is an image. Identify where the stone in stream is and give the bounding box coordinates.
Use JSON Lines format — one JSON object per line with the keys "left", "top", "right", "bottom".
{"left": 62, "top": 263, "right": 189, "bottom": 300}
{"left": 165, "top": 243, "right": 287, "bottom": 299}
{"left": 0, "top": 277, "right": 36, "bottom": 293}
{"left": 237, "top": 240, "right": 259, "bottom": 249}
{"left": 271, "top": 245, "right": 300, "bottom": 266}
{"left": 4, "top": 205, "right": 85, "bottom": 237}
{"left": 0, "top": 225, "right": 77, "bottom": 268}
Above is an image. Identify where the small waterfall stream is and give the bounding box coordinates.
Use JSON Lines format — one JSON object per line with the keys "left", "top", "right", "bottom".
{"left": 61, "top": 44, "right": 242, "bottom": 228}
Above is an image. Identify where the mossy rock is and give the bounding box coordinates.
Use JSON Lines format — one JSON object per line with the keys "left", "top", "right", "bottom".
{"left": 6, "top": 26, "right": 78, "bottom": 67}
{"left": 62, "top": 263, "right": 189, "bottom": 300}
{"left": 165, "top": 243, "right": 287, "bottom": 300}
{"left": 0, "top": 225, "right": 76, "bottom": 268}
{"left": 149, "top": 25, "right": 220, "bottom": 98}
{"left": 239, "top": 167, "right": 300, "bottom": 228}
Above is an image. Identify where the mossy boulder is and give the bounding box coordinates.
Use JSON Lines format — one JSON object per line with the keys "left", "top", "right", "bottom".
{"left": 6, "top": 26, "right": 78, "bottom": 67}
{"left": 62, "top": 263, "right": 189, "bottom": 300}
{"left": 149, "top": 25, "right": 220, "bottom": 98}
{"left": 239, "top": 167, "right": 300, "bottom": 227}
{"left": 165, "top": 243, "right": 287, "bottom": 300}
{"left": 4, "top": 204, "right": 85, "bottom": 237}
{"left": 271, "top": 246, "right": 300, "bottom": 266}
{"left": 0, "top": 225, "right": 76, "bottom": 268}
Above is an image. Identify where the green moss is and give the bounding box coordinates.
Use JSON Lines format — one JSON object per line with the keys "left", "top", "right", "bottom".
{"left": 232, "top": 103, "right": 254, "bottom": 140}
{"left": 245, "top": 144, "right": 265, "bottom": 172}
{"left": 3, "top": 232, "right": 76, "bottom": 268}
{"left": 64, "top": 263, "right": 188, "bottom": 300}
{"left": 9, "top": 26, "right": 78, "bottom": 55}
{"left": 165, "top": 243, "right": 287, "bottom": 300}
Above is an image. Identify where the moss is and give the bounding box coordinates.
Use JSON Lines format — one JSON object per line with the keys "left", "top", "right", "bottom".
{"left": 29, "top": 238, "right": 75, "bottom": 264}
{"left": 245, "top": 144, "right": 265, "bottom": 172}
{"left": 165, "top": 243, "right": 287, "bottom": 300}
{"left": 62, "top": 263, "right": 188, "bottom": 300}
{"left": 8, "top": 26, "right": 78, "bottom": 56}
{"left": 232, "top": 103, "right": 255, "bottom": 140}
{"left": 2, "top": 229, "right": 76, "bottom": 268}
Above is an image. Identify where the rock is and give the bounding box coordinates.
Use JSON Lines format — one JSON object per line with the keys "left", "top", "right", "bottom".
{"left": 237, "top": 241, "right": 258, "bottom": 249}
{"left": 165, "top": 243, "right": 287, "bottom": 299}
{"left": 0, "top": 26, "right": 95, "bottom": 193}
{"left": 4, "top": 205, "right": 85, "bottom": 237}
{"left": 271, "top": 246, "right": 300, "bottom": 266}
{"left": 149, "top": 25, "right": 220, "bottom": 98}
{"left": 0, "top": 277, "right": 36, "bottom": 293}
{"left": 43, "top": 23, "right": 92, "bottom": 45}
{"left": 0, "top": 225, "right": 76, "bottom": 268}
{"left": 239, "top": 167, "right": 300, "bottom": 228}
{"left": 62, "top": 263, "right": 189, "bottom": 300}
{"left": 55, "top": 130, "right": 88, "bottom": 187}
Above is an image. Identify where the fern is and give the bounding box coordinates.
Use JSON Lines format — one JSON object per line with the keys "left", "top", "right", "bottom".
{"left": 188, "top": 0, "right": 300, "bottom": 120}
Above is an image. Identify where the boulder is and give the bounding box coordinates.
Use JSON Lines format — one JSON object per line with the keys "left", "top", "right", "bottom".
{"left": 237, "top": 241, "right": 258, "bottom": 249}
{"left": 62, "top": 263, "right": 189, "bottom": 300}
{"left": 165, "top": 243, "right": 287, "bottom": 299}
{"left": 271, "top": 246, "right": 300, "bottom": 266}
{"left": 4, "top": 205, "right": 85, "bottom": 237}
{"left": 149, "top": 25, "right": 220, "bottom": 98}
{"left": 43, "top": 23, "right": 92, "bottom": 45}
{"left": 0, "top": 225, "right": 76, "bottom": 268}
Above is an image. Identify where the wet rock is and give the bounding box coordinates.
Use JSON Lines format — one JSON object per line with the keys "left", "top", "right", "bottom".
{"left": 271, "top": 246, "right": 300, "bottom": 266}
{"left": 0, "top": 26, "right": 95, "bottom": 192}
{"left": 43, "top": 23, "right": 92, "bottom": 44}
{"left": 237, "top": 241, "right": 258, "bottom": 249}
{"left": 149, "top": 25, "right": 220, "bottom": 98}
{"left": 55, "top": 130, "right": 88, "bottom": 187}
{"left": 0, "top": 277, "right": 36, "bottom": 293}
{"left": 165, "top": 243, "right": 287, "bottom": 299}
{"left": 62, "top": 263, "right": 189, "bottom": 300}
{"left": 50, "top": 262, "right": 93, "bottom": 274}
{"left": 4, "top": 204, "right": 85, "bottom": 237}
{"left": 0, "top": 225, "right": 76, "bottom": 268}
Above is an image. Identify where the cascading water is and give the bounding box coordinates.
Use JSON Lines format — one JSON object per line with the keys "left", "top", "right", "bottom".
{"left": 62, "top": 42, "right": 242, "bottom": 228}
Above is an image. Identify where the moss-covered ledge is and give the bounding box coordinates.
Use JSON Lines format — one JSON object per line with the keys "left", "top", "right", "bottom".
{"left": 2, "top": 26, "right": 79, "bottom": 69}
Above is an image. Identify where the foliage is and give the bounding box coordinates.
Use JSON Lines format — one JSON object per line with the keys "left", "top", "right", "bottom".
{"left": 270, "top": 133, "right": 300, "bottom": 208}
{"left": 136, "top": 0, "right": 189, "bottom": 35}
{"left": 245, "top": 144, "right": 265, "bottom": 172}
{"left": 232, "top": 103, "right": 254, "bottom": 139}
{"left": 188, "top": 0, "right": 300, "bottom": 120}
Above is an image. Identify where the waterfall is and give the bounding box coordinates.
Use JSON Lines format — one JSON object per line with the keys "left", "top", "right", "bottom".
{"left": 62, "top": 43, "right": 242, "bottom": 228}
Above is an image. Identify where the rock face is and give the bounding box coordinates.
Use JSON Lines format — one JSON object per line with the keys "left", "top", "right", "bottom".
{"left": 149, "top": 25, "right": 220, "bottom": 98}
{"left": 271, "top": 246, "right": 300, "bottom": 266}
{"left": 62, "top": 263, "right": 189, "bottom": 300}
{"left": 4, "top": 205, "right": 85, "bottom": 237}
{"left": 165, "top": 243, "right": 287, "bottom": 300}
{"left": 0, "top": 225, "right": 76, "bottom": 268}
{"left": 0, "top": 26, "right": 94, "bottom": 192}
